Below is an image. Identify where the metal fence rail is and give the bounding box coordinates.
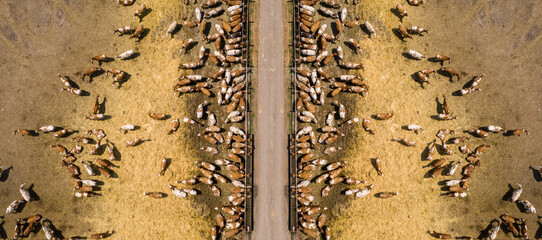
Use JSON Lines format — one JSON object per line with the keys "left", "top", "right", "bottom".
{"left": 289, "top": 0, "right": 301, "bottom": 238}
{"left": 242, "top": 0, "right": 253, "bottom": 236}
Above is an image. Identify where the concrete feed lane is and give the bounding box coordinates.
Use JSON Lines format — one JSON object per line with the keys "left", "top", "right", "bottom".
{"left": 254, "top": 0, "right": 289, "bottom": 239}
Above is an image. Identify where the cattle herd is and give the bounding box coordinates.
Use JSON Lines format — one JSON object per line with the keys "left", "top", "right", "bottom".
{"left": 4, "top": 0, "right": 251, "bottom": 239}
{"left": 291, "top": 0, "right": 535, "bottom": 240}
{"left": 291, "top": 0, "right": 370, "bottom": 239}
{"left": 173, "top": 0, "right": 252, "bottom": 239}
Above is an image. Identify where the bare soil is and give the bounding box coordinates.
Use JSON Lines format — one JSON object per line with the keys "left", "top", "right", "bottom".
{"left": 0, "top": 0, "right": 215, "bottom": 239}
{"left": 309, "top": 0, "right": 542, "bottom": 239}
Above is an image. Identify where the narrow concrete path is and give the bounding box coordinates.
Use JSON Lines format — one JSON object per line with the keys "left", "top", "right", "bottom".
{"left": 253, "top": 0, "right": 288, "bottom": 239}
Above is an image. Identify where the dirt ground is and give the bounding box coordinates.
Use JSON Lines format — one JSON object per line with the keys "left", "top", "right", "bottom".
{"left": 310, "top": 0, "right": 542, "bottom": 239}
{"left": 0, "top": 0, "right": 218, "bottom": 239}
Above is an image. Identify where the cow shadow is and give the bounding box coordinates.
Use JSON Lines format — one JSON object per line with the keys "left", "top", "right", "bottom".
{"left": 344, "top": 41, "right": 358, "bottom": 53}
{"left": 135, "top": 28, "right": 151, "bottom": 42}
{"left": 184, "top": 41, "right": 199, "bottom": 54}
{"left": 106, "top": 169, "right": 119, "bottom": 179}
{"left": 0, "top": 219, "right": 6, "bottom": 240}
{"left": 391, "top": 28, "right": 407, "bottom": 42}
{"left": 0, "top": 166, "right": 13, "bottom": 182}
{"left": 97, "top": 57, "right": 114, "bottom": 66}
{"left": 86, "top": 69, "right": 105, "bottom": 83}
{"left": 427, "top": 57, "right": 444, "bottom": 66}
{"left": 79, "top": 89, "right": 91, "bottom": 96}
{"left": 98, "top": 97, "right": 107, "bottom": 114}
{"left": 16, "top": 199, "right": 27, "bottom": 213}
{"left": 93, "top": 143, "right": 107, "bottom": 156}
{"left": 110, "top": 142, "right": 122, "bottom": 161}
{"left": 462, "top": 76, "right": 478, "bottom": 89}
{"left": 409, "top": 72, "right": 426, "bottom": 88}
{"left": 437, "top": 180, "right": 449, "bottom": 186}
{"left": 169, "top": 24, "right": 181, "bottom": 38}
{"left": 515, "top": 200, "right": 528, "bottom": 213}
{"left": 137, "top": 8, "right": 152, "bottom": 22}
{"left": 28, "top": 183, "right": 41, "bottom": 201}
{"left": 423, "top": 168, "right": 439, "bottom": 178}
{"left": 501, "top": 184, "right": 515, "bottom": 201}
{"left": 451, "top": 90, "right": 463, "bottom": 96}
{"left": 201, "top": 21, "right": 210, "bottom": 38}
{"left": 115, "top": 72, "right": 131, "bottom": 89}
{"left": 390, "top": 8, "right": 406, "bottom": 22}
{"left": 535, "top": 218, "right": 542, "bottom": 239}
{"left": 94, "top": 180, "right": 105, "bottom": 186}
{"left": 160, "top": 158, "right": 172, "bottom": 176}
{"left": 436, "top": 68, "right": 455, "bottom": 83}
{"left": 420, "top": 141, "right": 433, "bottom": 161}
{"left": 529, "top": 166, "right": 542, "bottom": 182}
{"left": 64, "top": 76, "right": 80, "bottom": 89}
